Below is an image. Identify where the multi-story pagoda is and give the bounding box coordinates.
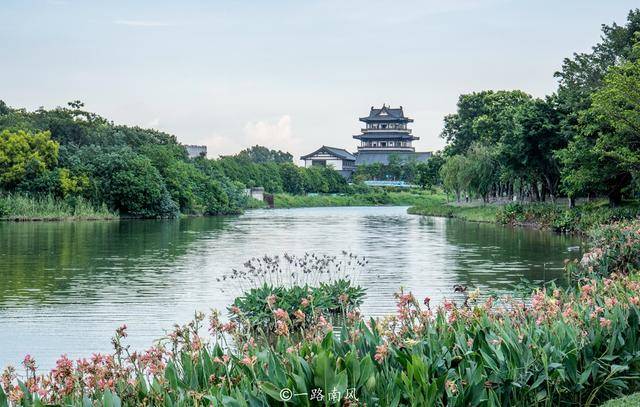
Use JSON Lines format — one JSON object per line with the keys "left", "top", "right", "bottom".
{"left": 353, "top": 105, "right": 431, "bottom": 165}
{"left": 300, "top": 104, "right": 431, "bottom": 178}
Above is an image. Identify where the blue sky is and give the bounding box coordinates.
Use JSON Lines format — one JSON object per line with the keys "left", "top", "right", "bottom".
{"left": 1, "top": 1, "right": 637, "bottom": 160}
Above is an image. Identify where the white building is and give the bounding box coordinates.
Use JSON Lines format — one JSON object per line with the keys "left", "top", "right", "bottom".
{"left": 300, "top": 146, "right": 356, "bottom": 178}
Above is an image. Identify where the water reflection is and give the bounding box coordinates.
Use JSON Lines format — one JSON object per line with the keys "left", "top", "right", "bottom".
{"left": 0, "top": 206, "right": 582, "bottom": 369}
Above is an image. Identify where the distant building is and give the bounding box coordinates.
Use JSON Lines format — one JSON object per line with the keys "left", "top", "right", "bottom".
{"left": 186, "top": 145, "right": 207, "bottom": 158}
{"left": 300, "top": 146, "right": 356, "bottom": 178}
{"left": 353, "top": 105, "right": 431, "bottom": 165}
{"left": 244, "top": 187, "right": 264, "bottom": 201}
{"left": 300, "top": 105, "right": 432, "bottom": 178}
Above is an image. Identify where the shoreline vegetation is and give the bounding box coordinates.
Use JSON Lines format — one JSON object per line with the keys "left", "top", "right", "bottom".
{"left": 2, "top": 221, "right": 639, "bottom": 406}
{"left": 272, "top": 190, "right": 431, "bottom": 209}
{"left": 408, "top": 194, "right": 640, "bottom": 235}
{"left": 0, "top": 194, "right": 117, "bottom": 222}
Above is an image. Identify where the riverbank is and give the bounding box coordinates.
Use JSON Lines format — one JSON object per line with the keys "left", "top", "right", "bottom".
{"left": 0, "top": 191, "right": 439, "bottom": 221}
{"left": 407, "top": 196, "right": 498, "bottom": 223}
{"left": 0, "top": 194, "right": 117, "bottom": 221}
{"left": 408, "top": 196, "right": 640, "bottom": 234}
{"left": 273, "top": 190, "right": 436, "bottom": 208}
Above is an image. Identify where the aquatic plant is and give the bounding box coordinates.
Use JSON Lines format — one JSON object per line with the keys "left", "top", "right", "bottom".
{"left": 229, "top": 280, "right": 365, "bottom": 337}
{"left": 217, "top": 252, "right": 368, "bottom": 294}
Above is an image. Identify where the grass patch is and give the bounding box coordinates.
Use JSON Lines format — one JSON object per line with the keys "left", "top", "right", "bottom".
{"left": 273, "top": 189, "right": 439, "bottom": 208}
{"left": 0, "top": 194, "right": 117, "bottom": 221}
{"left": 407, "top": 197, "right": 499, "bottom": 223}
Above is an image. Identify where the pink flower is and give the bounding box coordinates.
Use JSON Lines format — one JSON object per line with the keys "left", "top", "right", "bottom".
{"left": 293, "top": 309, "right": 306, "bottom": 322}
{"left": 374, "top": 344, "right": 388, "bottom": 363}
{"left": 423, "top": 296, "right": 431, "bottom": 308}
{"left": 241, "top": 356, "right": 257, "bottom": 366}
{"left": 445, "top": 380, "right": 458, "bottom": 395}
{"left": 599, "top": 318, "right": 612, "bottom": 329}
{"left": 301, "top": 298, "right": 310, "bottom": 307}
{"left": 115, "top": 324, "right": 127, "bottom": 338}
{"left": 630, "top": 296, "right": 640, "bottom": 306}
{"left": 273, "top": 308, "right": 288, "bottom": 321}
{"left": 275, "top": 320, "right": 289, "bottom": 336}
{"left": 22, "top": 354, "right": 37, "bottom": 372}
{"left": 8, "top": 385, "right": 24, "bottom": 403}
{"left": 443, "top": 300, "right": 454, "bottom": 312}
{"left": 266, "top": 294, "right": 277, "bottom": 307}
{"left": 222, "top": 321, "right": 237, "bottom": 333}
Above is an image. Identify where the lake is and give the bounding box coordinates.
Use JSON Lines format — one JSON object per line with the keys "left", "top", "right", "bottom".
{"left": 0, "top": 206, "right": 582, "bottom": 369}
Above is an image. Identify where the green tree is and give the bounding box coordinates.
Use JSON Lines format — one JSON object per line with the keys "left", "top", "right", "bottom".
{"left": 440, "top": 155, "right": 468, "bottom": 202}
{"left": 415, "top": 153, "right": 444, "bottom": 190}
{"left": 279, "top": 163, "right": 305, "bottom": 194}
{"left": 234, "top": 145, "right": 293, "bottom": 163}
{"left": 0, "top": 129, "right": 59, "bottom": 188}
{"left": 559, "top": 57, "right": 640, "bottom": 205}
{"left": 463, "top": 143, "right": 499, "bottom": 202}
{"left": 91, "top": 148, "right": 178, "bottom": 217}
{"left": 441, "top": 90, "right": 532, "bottom": 156}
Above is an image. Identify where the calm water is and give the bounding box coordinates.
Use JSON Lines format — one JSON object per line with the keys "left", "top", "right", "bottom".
{"left": 0, "top": 206, "right": 582, "bottom": 369}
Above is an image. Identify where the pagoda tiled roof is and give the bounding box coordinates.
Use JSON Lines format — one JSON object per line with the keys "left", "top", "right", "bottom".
{"left": 300, "top": 145, "right": 356, "bottom": 161}
{"left": 359, "top": 105, "right": 413, "bottom": 123}
{"left": 353, "top": 132, "right": 419, "bottom": 140}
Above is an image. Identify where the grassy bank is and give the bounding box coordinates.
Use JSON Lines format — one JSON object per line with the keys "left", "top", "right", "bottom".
{"left": 0, "top": 194, "right": 117, "bottom": 221}
{"left": 408, "top": 196, "right": 640, "bottom": 234}
{"left": 273, "top": 190, "right": 438, "bottom": 208}
{"left": 407, "top": 196, "right": 499, "bottom": 223}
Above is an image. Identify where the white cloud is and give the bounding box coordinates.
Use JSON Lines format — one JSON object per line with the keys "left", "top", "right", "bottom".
{"left": 243, "top": 115, "right": 301, "bottom": 154}
{"left": 201, "top": 115, "right": 302, "bottom": 159}
{"left": 113, "top": 20, "right": 174, "bottom": 27}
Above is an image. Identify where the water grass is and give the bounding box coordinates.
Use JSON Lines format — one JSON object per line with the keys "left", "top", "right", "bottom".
{"left": 0, "top": 194, "right": 117, "bottom": 221}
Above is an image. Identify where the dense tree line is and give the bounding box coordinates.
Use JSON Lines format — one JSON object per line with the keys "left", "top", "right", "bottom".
{"left": 439, "top": 9, "right": 640, "bottom": 206}
{"left": 0, "top": 103, "right": 348, "bottom": 217}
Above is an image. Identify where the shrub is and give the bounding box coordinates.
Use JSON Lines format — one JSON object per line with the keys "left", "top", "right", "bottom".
{"left": 575, "top": 219, "right": 640, "bottom": 277}
{"left": 496, "top": 202, "right": 640, "bottom": 233}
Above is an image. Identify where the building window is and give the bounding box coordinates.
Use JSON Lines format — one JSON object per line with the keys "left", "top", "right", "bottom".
{"left": 311, "top": 160, "right": 326, "bottom": 167}
{"left": 381, "top": 142, "right": 387, "bottom": 147}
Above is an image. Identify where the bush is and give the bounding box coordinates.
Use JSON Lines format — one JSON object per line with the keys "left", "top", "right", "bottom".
{"left": 496, "top": 201, "right": 640, "bottom": 233}
{"left": 574, "top": 219, "right": 640, "bottom": 278}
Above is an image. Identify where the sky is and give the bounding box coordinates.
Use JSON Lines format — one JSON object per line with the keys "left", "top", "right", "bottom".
{"left": 1, "top": 1, "right": 638, "bottom": 162}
